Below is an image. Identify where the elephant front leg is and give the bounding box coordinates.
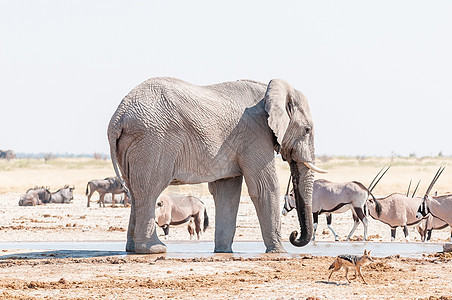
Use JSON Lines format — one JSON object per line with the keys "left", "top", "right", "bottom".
{"left": 245, "top": 173, "right": 285, "bottom": 253}
{"left": 209, "top": 176, "right": 243, "bottom": 253}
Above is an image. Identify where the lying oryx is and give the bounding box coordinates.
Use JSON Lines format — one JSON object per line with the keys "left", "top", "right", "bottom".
{"left": 45, "top": 185, "right": 75, "bottom": 204}
{"left": 86, "top": 177, "right": 127, "bottom": 207}
{"left": 283, "top": 179, "right": 380, "bottom": 241}
{"left": 18, "top": 186, "right": 51, "bottom": 206}
{"left": 103, "top": 192, "right": 130, "bottom": 206}
{"left": 155, "top": 194, "right": 209, "bottom": 240}
{"left": 416, "top": 167, "right": 452, "bottom": 242}
{"left": 416, "top": 214, "right": 449, "bottom": 242}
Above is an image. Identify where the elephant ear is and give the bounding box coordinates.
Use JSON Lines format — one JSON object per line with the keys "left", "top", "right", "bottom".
{"left": 264, "top": 79, "right": 294, "bottom": 148}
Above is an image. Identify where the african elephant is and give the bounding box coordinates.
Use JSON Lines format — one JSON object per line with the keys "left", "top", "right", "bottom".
{"left": 108, "top": 77, "right": 325, "bottom": 254}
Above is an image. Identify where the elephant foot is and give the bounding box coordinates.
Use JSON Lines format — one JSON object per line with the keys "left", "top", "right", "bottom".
{"left": 125, "top": 240, "right": 135, "bottom": 252}
{"left": 214, "top": 245, "right": 233, "bottom": 253}
{"left": 265, "top": 246, "right": 287, "bottom": 254}
{"left": 135, "top": 241, "right": 167, "bottom": 254}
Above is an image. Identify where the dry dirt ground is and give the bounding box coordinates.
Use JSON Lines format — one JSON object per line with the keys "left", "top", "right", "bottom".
{"left": 1, "top": 158, "right": 452, "bottom": 299}
{"left": 1, "top": 194, "right": 451, "bottom": 299}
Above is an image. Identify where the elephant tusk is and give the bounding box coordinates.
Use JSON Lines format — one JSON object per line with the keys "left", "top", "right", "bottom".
{"left": 303, "top": 162, "right": 328, "bottom": 174}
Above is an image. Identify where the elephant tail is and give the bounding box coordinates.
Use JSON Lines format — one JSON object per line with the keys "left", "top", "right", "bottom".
{"left": 107, "top": 110, "right": 130, "bottom": 199}
{"left": 85, "top": 182, "right": 90, "bottom": 196}
{"left": 203, "top": 208, "right": 209, "bottom": 232}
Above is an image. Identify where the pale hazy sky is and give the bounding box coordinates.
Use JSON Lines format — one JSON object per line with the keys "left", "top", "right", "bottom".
{"left": 1, "top": 1, "right": 451, "bottom": 156}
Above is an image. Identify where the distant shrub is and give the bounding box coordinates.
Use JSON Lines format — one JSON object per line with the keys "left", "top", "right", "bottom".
{"left": 43, "top": 153, "right": 55, "bottom": 162}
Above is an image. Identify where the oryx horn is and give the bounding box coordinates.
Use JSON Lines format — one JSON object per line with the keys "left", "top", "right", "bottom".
{"left": 406, "top": 179, "right": 412, "bottom": 197}
{"left": 411, "top": 180, "right": 420, "bottom": 198}
{"left": 369, "top": 165, "right": 391, "bottom": 192}
{"left": 368, "top": 166, "right": 385, "bottom": 190}
{"left": 424, "top": 166, "right": 445, "bottom": 196}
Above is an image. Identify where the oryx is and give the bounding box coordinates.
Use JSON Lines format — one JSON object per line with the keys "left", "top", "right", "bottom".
{"left": 86, "top": 177, "right": 128, "bottom": 207}
{"left": 282, "top": 166, "right": 388, "bottom": 241}
{"left": 155, "top": 194, "right": 209, "bottom": 240}
{"left": 18, "top": 186, "right": 51, "bottom": 206}
{"left": 416, "top": 167, "right": 452, "bottom": 242}
{"left": 416, "top": 214, "right": 449, "bottom": 242}
{"left": 46, "top": 185, "right": 75, "bottom": 204}
{"left": 368, "top": 167, "right": 444, "bottom": 242}
{"left": 368, "top": 194, "right": 424, "bottom": 241}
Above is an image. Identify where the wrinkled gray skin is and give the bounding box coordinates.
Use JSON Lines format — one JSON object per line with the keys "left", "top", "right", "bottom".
{"left": 47, "top": 185, "right": 75, "bottom": 204}
{"left": 108, "top": 77, "right": 318, "bottom": 254}
{"left": 18, "top": 187, "right": 51, "bottom": 206}
{"left": 86, "top": 177, "right": 127, "bottom": 207}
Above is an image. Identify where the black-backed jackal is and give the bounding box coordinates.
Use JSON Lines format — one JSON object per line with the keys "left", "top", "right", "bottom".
{"left": 328, "top": 249, "right": 373, "bottom": 284}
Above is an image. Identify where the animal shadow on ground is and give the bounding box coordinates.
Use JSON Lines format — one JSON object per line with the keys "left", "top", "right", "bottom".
{"left": 316, "top": 280, "right": 349, "bottom": 286}
{"left": 0, "top": 250, "right": 128, "bottom": 260}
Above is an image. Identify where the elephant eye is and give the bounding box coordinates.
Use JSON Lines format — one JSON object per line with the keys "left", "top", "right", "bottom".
{"left": 304, "top": 127, "right": 311, "bottom": 135}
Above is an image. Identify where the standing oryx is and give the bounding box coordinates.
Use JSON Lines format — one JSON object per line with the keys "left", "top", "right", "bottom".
{"left": 155, "top": 194, "right": 209, "bottom": 240}
{"left": 368, "top": 194, "right": 424, "bottom": 241}
{"left": 417, "top": 167, "right": 452, "bottom": 242}
{"left": 368, "top": 167, "right": 445, "bottom": 242}
{"left": 86, "top": 177, "right": 128, "bottom": 207}
{"left": 282, "top": 167, "right": 388, "bottom": 241}
{"left": 416, "top": 214, "right": 449, "bottom": 242}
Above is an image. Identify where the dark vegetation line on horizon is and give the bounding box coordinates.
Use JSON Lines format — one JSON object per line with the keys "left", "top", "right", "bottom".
{"left": 14, "top": 152, "right": 109, "bottom": 160}
{"left": 6, "top": 152, "right": 452, "bottom": 161}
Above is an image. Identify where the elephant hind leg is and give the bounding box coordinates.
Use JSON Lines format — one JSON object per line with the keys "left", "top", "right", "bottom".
{"left": 127, "top": 156, "right": 174, "bottom": 254}
{"left": 209, "top": 176, "right": 243, "bottom": 253}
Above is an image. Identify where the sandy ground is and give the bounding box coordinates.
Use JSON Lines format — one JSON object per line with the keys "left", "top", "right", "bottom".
{"left": 1, "top": 157, "right": 452, "bottom": 299}
{"left": 1, "top": 191, "right": 451, "bottom": 299}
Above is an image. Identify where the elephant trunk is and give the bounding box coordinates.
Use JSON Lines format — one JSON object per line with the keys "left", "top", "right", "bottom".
{"left": 289, "top": 161, "right": 314, "bottom": 247}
